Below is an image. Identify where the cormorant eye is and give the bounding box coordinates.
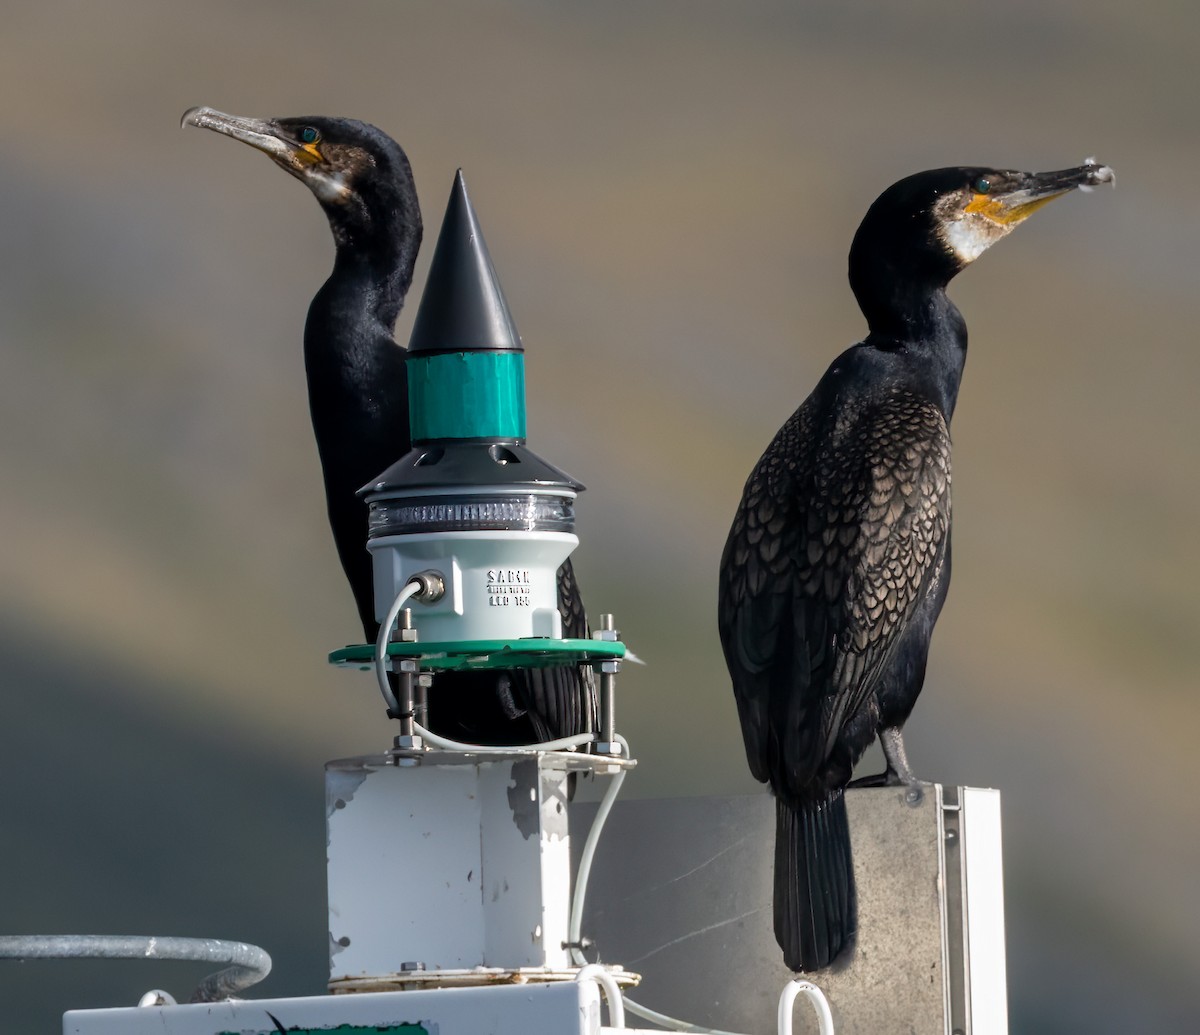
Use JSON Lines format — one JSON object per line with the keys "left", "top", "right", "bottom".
{"left": 300, "top": 126, "right": 320, "bottom": 145}
{"left": 973, "top": 176, "right": 991, "bottom": 195}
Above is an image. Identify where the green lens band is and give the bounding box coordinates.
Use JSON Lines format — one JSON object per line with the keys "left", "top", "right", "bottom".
{"left": 408, "top": 352, "right": 526, "bottom": 441}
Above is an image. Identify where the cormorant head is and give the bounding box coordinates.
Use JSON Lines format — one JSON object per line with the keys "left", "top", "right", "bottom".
{"left": 182, "top": 107, "right": 421, "bottom": 250}
{"left": 849, "top": 161, "right": 1113, "bottom": 336}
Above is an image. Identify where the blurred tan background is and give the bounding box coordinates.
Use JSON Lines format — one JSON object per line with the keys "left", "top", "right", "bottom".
{"left": 1, "top": 1, "right": 1196, "bottom": 1030}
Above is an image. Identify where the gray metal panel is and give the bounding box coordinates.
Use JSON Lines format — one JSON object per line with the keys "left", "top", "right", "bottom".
{"left": 327, "top": 760, "right": 486, "bottom": 976}
{"left": 327, "top": 754, "right": 577, "bottom": 981}
{"left": 478, "top": 758, "right": 573, "bottom": 968}
{"left": 572, "top": 786, "right": 1004, "bottom": 1035}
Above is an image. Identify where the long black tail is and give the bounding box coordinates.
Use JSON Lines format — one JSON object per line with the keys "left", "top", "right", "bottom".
{"left": 774, "top": 791, "right": 856, "bottom": 972}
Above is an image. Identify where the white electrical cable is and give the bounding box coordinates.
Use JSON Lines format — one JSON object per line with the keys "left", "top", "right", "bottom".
{"left": 777, "top": 978, "right": 835, "bottom": 1035}
{"left": 411, "top": 720, "right": 596, "bottom": 755}
{"left": 375, "top": 577, "right": 598, "bottom": 753}
{"left": 374, "top": 583, "right": 789, "bottom": 1035}
{"left": 374, "top": 580, "right": 424, "bottom": 714}
{"left": 622, "top": 996, "right": 749, "bottom": 1035}
{"left": 567, "top": 734, "right": 753, "bottom": 1035}
{"left": 568, "top": 734, "right": 629, "bottom": 959}
{"left": 576, "top": 964, "right": 626, "bottom": 1029}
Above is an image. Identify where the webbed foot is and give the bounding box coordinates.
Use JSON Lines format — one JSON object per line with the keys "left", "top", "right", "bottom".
{"left": 849, "top": 727, "right": 924, "bottom": 805}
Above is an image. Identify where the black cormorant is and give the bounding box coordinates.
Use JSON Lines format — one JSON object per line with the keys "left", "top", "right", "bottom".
{"left": 717, "top": 162, "right": 1113, "bottom": 972}
{"left": 182, "top": 107, "right": 595, "bottom": 744}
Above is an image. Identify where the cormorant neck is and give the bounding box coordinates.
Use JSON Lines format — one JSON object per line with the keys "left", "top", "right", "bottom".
{"left": 328, "top": 236, "right": 418, "bottom": 331}
{"left": 306, "top": 218, "right": 419, "bottom": 372}
{"left": 866, "top": 284, "right": 963, "bottom": 342}
{"left": 861, "top": 288, "right": 968, "bottom": 419}
{"left": 320, "top": 178, "right": 422, "bottom": 331}
{"left": 850, "top": 238, "right": 960, "bottom": 335}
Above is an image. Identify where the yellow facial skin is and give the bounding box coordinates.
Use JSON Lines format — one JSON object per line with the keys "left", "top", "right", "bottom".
{"left": 963, "top": 189, "right": 1070, "bottom": 227}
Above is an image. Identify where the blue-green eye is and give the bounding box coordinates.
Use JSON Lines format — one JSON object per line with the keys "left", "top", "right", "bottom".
{"left": 973, "top": 176, "right": 991, "bottom": 194}
{"left": 300, "top": 126, "right": 320, "bottom": 144}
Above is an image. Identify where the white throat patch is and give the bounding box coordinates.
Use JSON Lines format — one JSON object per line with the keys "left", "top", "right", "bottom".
{"left": 310, "top": 169, "right": 351, "bottom": 204}
{"left": 938, "top": 211, "right": 1013, "bottom": 265}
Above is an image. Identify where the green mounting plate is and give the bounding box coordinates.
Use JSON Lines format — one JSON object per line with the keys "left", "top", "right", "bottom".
{"left": 329, "top": 637, "right": 626, "bottom": 672}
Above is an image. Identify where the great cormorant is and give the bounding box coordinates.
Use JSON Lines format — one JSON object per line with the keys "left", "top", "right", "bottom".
{"left": 183, "top": 107, "right": 595, "bottom": 744}
{"left": 717, "top": 162, "right": 1113, "bottom": 972}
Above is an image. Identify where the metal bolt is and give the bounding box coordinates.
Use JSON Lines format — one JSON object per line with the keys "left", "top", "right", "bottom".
{"left": 414, "top": 676, "right": 430, "bottom": 727}
{"left": 397, "top": 608, "right": 420, "bottom": 643}
{"left": 599, "top": 667, "right": 618, "bottom": 746}
{"left": 593, "top": 613, "right": 619, "bottom": 642}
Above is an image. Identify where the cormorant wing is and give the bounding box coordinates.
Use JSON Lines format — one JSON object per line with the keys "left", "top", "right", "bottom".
{"left": 719, "top": 389, "right": 952, "bottom": 796}
{"left": 720, "top": 401, "right": 823, "bottom": 787}
{"left": 507, "top": 558, "right": 597, "bottom": 741}
{"left": 557, "top": 558, "right": 590, "bottom": 640}
{"left": 816, "top": 394, "right": 952, "bottom": 760}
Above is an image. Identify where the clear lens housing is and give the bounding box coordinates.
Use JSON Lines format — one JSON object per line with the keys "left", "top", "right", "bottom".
{"left": 368, "top": 493, "right": 576, "bottom": 537}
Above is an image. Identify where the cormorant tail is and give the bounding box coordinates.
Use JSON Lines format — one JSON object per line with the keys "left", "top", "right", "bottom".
{"left": 774, "top": 791, "right": 856, "bottom": 972}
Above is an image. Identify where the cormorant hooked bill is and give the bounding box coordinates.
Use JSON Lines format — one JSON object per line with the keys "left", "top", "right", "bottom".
{"left": 717, "top": 161, "right": 1114, "bottom": 973}
{"left": 182, "top": 107, "right": 596, "bottom": 744}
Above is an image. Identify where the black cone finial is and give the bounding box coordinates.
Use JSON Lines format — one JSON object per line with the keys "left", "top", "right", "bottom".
{"left": 408, "top": 170, "right": 522, "bottom": 353}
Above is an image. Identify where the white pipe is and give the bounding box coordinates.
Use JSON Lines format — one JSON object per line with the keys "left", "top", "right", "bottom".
{"left": 576, "top": 964, "right": 625, "bottom": 1029}
{"left": 777, "top": 978, "right": 835, "bottom": 1035}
